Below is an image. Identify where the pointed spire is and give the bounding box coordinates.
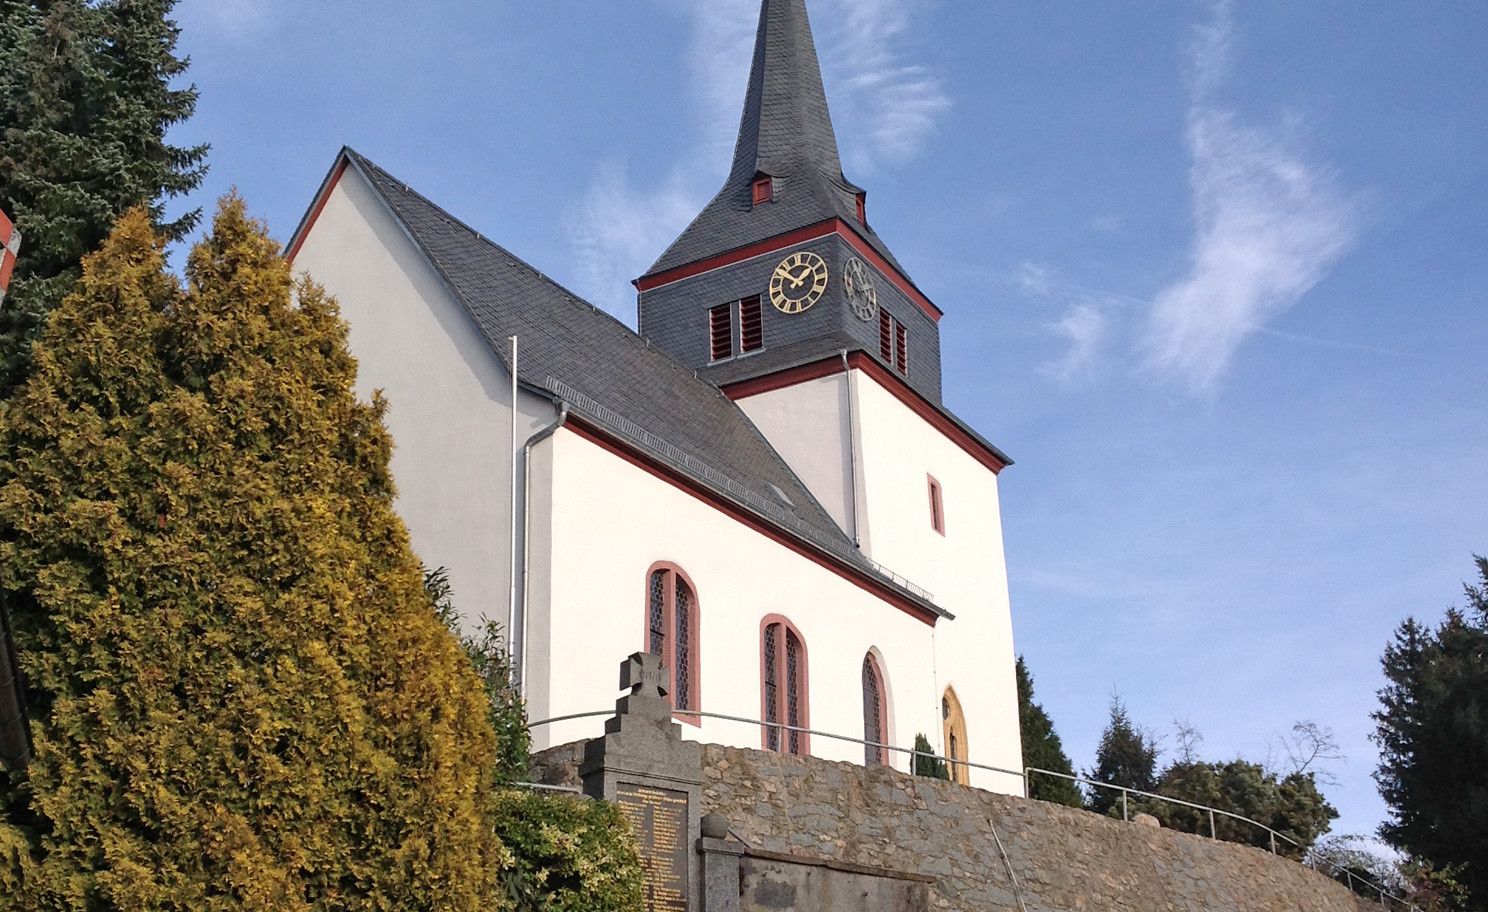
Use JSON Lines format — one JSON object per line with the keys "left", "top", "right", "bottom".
{"left": 729, "top": 0, "right": 848, "bottom": 187}
{"left": 641, "top": 0, "right": 907, "bottom": 282}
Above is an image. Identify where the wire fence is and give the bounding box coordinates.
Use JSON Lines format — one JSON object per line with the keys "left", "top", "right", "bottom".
{"left": 527, "top": 709, "right": 1417, "bottom": 911}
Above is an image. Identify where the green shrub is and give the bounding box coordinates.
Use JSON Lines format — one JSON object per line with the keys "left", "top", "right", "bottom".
{"left": 491, "top": 790, "right": 643, "bottom": 912}
{"left": 0, "top": 203, "right": 505, "bottom": 909}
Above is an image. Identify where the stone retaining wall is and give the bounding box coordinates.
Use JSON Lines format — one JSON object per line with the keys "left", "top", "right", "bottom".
{"left": 531, "top": 740, "right": 1382, "bottom": 912}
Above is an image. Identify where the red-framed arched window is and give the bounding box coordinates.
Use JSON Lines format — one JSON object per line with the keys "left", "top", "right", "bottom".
{"left": 760, "top": 615, "right": 809, "bottom": 754}
{"left": 645, "top": 563, "right": 700, "bottom": 722}
{"left": 862, "top": 652, "right": 888, "bottom": 766}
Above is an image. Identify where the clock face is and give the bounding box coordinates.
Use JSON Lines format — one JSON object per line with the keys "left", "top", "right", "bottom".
{"left": 842, "top": 257, "right": 878, "bottom": 322}
{"left": 769, "top": 251, "right": 830, "bottom": 314}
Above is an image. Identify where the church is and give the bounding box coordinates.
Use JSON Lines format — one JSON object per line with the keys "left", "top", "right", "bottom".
{"left": 286, "top": 0, "right": 1023, "bottom": 794}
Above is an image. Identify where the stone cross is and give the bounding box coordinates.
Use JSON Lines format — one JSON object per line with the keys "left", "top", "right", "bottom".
{"left": 621, "top": 651, "right": 669, "bottom": 700}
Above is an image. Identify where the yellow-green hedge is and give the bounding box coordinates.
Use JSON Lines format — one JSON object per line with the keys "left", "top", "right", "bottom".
{"left": 0, "top": 202, "right": 506, "bottom": 910}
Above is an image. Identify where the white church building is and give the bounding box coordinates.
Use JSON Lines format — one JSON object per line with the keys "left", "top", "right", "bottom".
{"left": 287, "top": 0, "right": 1024, "bottom": 794}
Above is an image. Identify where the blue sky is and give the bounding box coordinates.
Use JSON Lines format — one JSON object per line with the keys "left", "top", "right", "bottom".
{"left": 168, "top": 0, "right": 1487, "bottom": 842}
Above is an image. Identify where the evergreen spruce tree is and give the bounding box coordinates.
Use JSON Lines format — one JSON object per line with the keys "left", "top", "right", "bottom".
{"left": 1086, "top": 696, "right": 1158, "bottom": 816}
{"left": 0, "top": 202, "right": 507, "bottom": 909}
{"left": 1015, "top": 657, "right": 1082, "bottom": 807}
{"left": 1373, "top": 556, "right": 1488, "bottom": 907}
{"left": 0, "top": 0, "right": 207, "bottom": 396}
{"left": 912, "top": 733, "right": 949, "bottom": 780}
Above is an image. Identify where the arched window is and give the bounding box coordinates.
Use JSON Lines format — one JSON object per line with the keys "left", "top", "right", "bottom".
{"left": 760, "top": 616, "right": 809, "bottom": 754}
{"left": 645, "top": 564, "right": 700, "bottom": 720}
{"left": 862, "top": 653, "right": 888, "bottom": 766}
{"left": 941, "top": 686, "right": 970, "bottom": 785}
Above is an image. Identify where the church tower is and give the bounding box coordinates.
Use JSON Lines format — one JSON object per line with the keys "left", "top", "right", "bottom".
{"left": 636, "top": 0, "right": 944, "bottom": 407}
{"left": 638, "top": 0, "right": 1021, "bottom": 787}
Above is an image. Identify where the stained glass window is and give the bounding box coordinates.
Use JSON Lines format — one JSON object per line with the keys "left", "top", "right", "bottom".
{"left": 648, "top": 570, "right": 666, "bottom": 656}
{"left": 762, "top": 620, "right": 807, "bottom": 755}
{"left": 674, "top": 579, "right": 692, "bottom": 711}
{"left": 763, "top": 624, "right": 780, "bottom": 752}
{"left": 644, "top": 567, "right": 698, "bottom": 716}
{"left": 863, "top": 654, "right": 885, "bottom": 765}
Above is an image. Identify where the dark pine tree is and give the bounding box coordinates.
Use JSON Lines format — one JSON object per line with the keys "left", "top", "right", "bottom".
{"left": 1016, "top": 656, "right": 1082, "bottom": 807}
{"left": 1373, "top": 555, "right": 1488, "bottom": 908}
{"left": 1087, "top": 695, "right": 1158, "bottom": 816}
{"left": 0, "top": 0, "right": 207, "bottom": 395}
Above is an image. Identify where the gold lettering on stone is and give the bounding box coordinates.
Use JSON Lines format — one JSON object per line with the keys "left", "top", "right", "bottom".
{"left": 617, "top": 783, "right": 690, "bottom": 912}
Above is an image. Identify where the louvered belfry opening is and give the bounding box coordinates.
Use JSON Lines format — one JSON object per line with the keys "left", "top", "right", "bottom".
{"left": 862, "top": 654, "right": 886, "bottom": 765}
{"left": 879, "top": 310, "right": 893, "bottom": 361}
{"left": 739, "top": 295, "right": 763, "bottom": 353}
{"left": 709, "top": 303, "right": 732, "bottom": 361}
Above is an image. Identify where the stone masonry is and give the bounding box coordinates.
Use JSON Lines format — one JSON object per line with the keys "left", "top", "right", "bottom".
{"left": 532, "top": 740, "right": 1384, "bottom": 912}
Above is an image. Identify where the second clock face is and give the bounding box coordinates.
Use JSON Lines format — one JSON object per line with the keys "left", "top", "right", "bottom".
{"left": 842, "top": 257, "right": 878, "bottom": 322}
{"left": 769, "top": 251, "right": 830, "bottom": 314}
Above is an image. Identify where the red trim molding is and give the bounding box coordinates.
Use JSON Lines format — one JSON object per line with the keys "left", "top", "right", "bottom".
{"left": 564, "top": 418, "right": 940, "bottom": 626}
{"left": 635, "top": 218, "right": 942, "bottom": 323}
{"left": 723, "top": 352, "right": 1009, "bottom": 475}
{"left": 285, "top": 158, "right": 348, "bottom": 265}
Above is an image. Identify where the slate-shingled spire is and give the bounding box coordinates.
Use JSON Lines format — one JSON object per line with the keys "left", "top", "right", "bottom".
{"left": 642, "top": 0, "right": 907, "bottom": 279}
{"left": 730, "top": 0, "right": 847, "bottom": 191}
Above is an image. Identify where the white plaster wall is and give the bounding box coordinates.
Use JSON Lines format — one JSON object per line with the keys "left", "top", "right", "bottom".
{"left": 734, "top": 374, "right": 855, "bottom": 537}
{"left": 851, "top": 372, "right": 1023, "bottom": 793}
{"left": 290, "top": 168, "right": 557, "bottom": 642}
{"left": 531, "top": 427, "right": 970, "bottom": 783}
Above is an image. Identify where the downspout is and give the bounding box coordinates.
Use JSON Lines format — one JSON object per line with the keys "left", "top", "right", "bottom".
{"left": 517, "top": 400, "right": 570, "bottom": 697}
{"left": 839, "top": 350, "right": 860, "bottom": 547}
{"left": 507, "top": 337, "right": 520, "bottom": 664}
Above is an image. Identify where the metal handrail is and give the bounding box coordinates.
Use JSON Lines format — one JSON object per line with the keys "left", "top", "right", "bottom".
{"left": 1025, "top": 768, "right": 1418, "bottom": 912}
{"left": 526, "top": 708, "right": 1028, "bottom": 786}
{"left": 526, "top": 710, "right": 1418, "bottom": 911}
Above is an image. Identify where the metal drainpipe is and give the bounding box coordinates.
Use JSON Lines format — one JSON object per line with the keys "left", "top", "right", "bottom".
{"left": 839, "top": 349, "right": 859, "bottom": 547}
{"left": 517, "top": 401, "right": 570, "bottom": 697}
{"left": 506, "top": 337, "right": 520, "bottom": 666}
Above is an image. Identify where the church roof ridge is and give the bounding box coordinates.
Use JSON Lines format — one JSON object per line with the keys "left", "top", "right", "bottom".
{"left": 330, "top": 148, "right": 947, "bottom": 619}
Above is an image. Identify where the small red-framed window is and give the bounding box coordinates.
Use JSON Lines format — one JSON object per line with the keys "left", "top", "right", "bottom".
{"left": 927, "top": 475, "right": 945, "bottom": 536}
{"left": 760, "top": 615, "right": 809, "bottom": 754}
{"left": 862, "top": 652, "right": 889, "bottom": 765}
{"left": 752, "top": 175, "right": 774, "bottom": 206}
{"left": 855, "top": 191, "right": 867, "bottom": 224}
{"left": 645, "top": 563, "right": 701, "bottom": 724}
{"left": 739, "top": 295, "right": 763, "bottom": 353}
{"left": 895, "top": 322, "right": 909, "bottom": 375}
{"left": 709, "top": 303, "right": 733, "bottom": 362}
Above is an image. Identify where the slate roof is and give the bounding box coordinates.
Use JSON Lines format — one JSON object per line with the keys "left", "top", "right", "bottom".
{"left": 332, "top": 149, "right": 943, "bottom": 614}
{"left": 641, "top": 0, "right": 914, "bottom": 285}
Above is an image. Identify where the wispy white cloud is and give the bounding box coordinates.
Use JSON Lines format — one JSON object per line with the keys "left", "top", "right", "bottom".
{"left": 566, "top": 163, "right": 701, "bottom": 320}
{"left": 817, "top": 0, "right": 950, "bottom": 171}
{"left": 1142, "top": 1, "right": 1359, "bottom": 394}
{"left": 1044, "top": 304, "right": 1109, "bottom": 385}
{"left": 175, "top": 0, "right": 283, "bottom": 45}
{"left": 566, "top": 0, "right": 949, "bottom": 314}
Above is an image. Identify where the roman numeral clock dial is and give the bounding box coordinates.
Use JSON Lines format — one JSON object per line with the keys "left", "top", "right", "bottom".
{"left": 769, "top": 251, "right": 829, "bottom": 314}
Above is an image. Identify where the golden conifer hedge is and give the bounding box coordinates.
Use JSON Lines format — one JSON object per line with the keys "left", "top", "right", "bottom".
{"left": 0, "top": 201, "right": 512, "bottom": 909}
